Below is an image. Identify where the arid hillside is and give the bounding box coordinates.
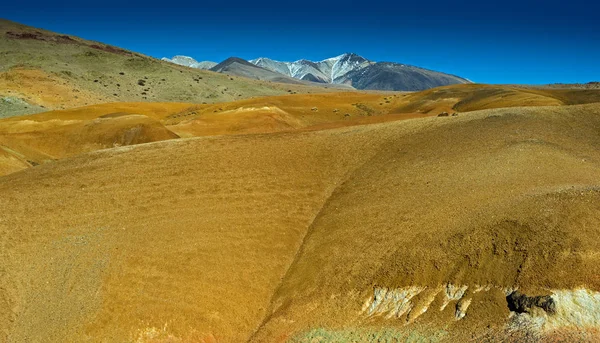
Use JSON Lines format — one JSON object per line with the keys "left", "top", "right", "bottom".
{"left": 0, "top": 19, "right": 343, "bottom": 117}
{"left": 1, "top": 101, "right": 600, "bottom": 342}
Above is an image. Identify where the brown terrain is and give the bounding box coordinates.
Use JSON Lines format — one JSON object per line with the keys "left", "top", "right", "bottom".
{"left": 2, "top": 19, "right": 600, "bottom": 343}
{"left": 3, "top": 83, "right": 599, "bottom": 176}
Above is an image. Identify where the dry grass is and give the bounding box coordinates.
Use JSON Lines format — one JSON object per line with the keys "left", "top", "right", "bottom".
{"left": 1, "top": 103, "right": 600, "bottom": 342}
{"left": 2, "top": 84, "right": 600, "bottom": 176}
{"left": 250, "top": 104, "right": 600, "bottom": 341}
{"left": 4, "top": 15, "right": 600, "bottom": 343}
{"left": 0, "top": 121, "right": 387, "bottom": 342}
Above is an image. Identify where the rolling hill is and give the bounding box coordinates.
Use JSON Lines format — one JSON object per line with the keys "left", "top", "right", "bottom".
{"left": 1, "top": 84, "right": 600, "bottom": 177}
{"left": 1, "top": 102, "right": 600, "bottom": 342}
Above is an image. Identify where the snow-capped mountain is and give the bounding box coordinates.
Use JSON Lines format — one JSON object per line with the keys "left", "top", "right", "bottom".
{"left": 248, "top": 53, "right": 471, "bottom": 90}
{"left": 161, "top": 52, "right": 470, "bottom": 91}
{"left": 161, "top": 55, "right": 217, "bottom": 70}
{"left": 250, "top": 53, "right": 372, "bottom": 84}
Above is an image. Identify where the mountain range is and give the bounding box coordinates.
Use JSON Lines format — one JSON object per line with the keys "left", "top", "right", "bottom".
{"left": 162, "top": 53, "right": 471, "bottom": 91}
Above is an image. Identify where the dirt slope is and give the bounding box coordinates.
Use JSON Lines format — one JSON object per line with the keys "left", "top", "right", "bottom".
{"left": 0, "top": 121, "right": 392, "bottom": 342}
{"left": 1, "top": 103, "right": 600, "bottom": 342}
{"left": 252, "top": 104, "right": 600, "bottom": 342}
{"left": 166, "top": 84, "right": 600, "bottom": 137}
{"left": 0, "top": 103, "right": 194, "bottom": 169}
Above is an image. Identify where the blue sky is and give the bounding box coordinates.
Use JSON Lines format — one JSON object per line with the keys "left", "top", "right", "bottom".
{"left": 3, "top": 0, "right": 599, "bottom": 84}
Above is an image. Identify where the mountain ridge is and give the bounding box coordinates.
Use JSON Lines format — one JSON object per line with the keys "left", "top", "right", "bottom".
{"left": 166, "top": 52, "right": 471, "bottom": 91}
{"left": 250, "top": 53, "right": 471, "bottom": 90}
{"left": 250, "top": 53, "right": 373, "bottom": 84}
{"left": 208, "top": 56, "right": 354, "bottom": 89}
{"left": 161, "top": 55, "right": 216, "bottom": 69}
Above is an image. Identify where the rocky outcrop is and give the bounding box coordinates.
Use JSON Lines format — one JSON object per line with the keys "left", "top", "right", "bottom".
{"left": 506, "top": 291, "right": 556, "bottom": 314}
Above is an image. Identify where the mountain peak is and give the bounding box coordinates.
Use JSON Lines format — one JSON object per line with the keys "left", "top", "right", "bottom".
{"left": 246, "top": 53, "right": 470, "bottom": 90}
{"left": 329, "top": 53, "right": 368, "bottom": 62}
{"left": 210, "top": 57, "right": 258, "bottom": 72}
{"left": 161, "top": 55, "right": 217, "bottom": 70}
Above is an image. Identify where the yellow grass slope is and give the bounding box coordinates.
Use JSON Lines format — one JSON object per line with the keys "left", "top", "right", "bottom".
{"left": 1, "top": 84, "right": 600, "bottom": 176}
{"left": 0, "top": 122, "right": 393, "bottom": 342}
{"left": 144, "top": 84, "right": 600, "bottom": 136}
{"left": 1, "top": 103, "right": 600, "bottom": 342}
{"left": 0, "top": 146, "right": 31, "bottom": 175}
{"left": 0, "top": 103, "right": 193, "bottom": 170}
{"left": 389, "top": 83, "right": 565, "bottom": 114}
{"left": 252, "top": 104, "right": 600, "bottom": 342}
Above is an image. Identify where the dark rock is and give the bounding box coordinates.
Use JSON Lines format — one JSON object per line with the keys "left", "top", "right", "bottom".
{"left": 506, "top": 291, "right": 556, "bottom": 314}
{"left": 437, "top": 112, "right": 449, "bottom": 117}
{"left": 342, "top": 61, "right": 469, "bottom": 91}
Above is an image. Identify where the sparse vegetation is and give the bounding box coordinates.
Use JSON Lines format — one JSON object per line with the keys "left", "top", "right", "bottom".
{"left": 3, "top": 18, "right": 600, "bottom": 343}
{"left": 0, "top": 19, "right": 340, "bottom": 115}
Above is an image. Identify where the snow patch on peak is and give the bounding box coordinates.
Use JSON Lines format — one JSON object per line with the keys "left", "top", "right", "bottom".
{"left": 161, "top": 55, "right": 216, "bottom": 70}
{"left": 250, "top": 58, "right": 292, "bottom": 77}
{"left": 330, "top": 54, "right": 372, "bottom": 83}
{"left": 249, "top": 53, "right": 370, "bottom": 84}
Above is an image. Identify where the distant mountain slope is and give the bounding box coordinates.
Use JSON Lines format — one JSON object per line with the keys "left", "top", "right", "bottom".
{"left": 211, "top": 57, "right": 354, "bottom": 89}
{"left": 161, "top": 55, "right": 217, "bottom": 69}
{"left": 251, "top": 53, "right": 372, "bottom": 83}
{"left": 0, "top": 19, "right": 337, "bottom": 116}
{"left": 210, "top": 57, "right": 305, "bottom": 84}
{"left": 250, "top": 53, "right": 470, "bottom": 91}
{"left": 346, "top": 62, "right": 470, "bottom": 91}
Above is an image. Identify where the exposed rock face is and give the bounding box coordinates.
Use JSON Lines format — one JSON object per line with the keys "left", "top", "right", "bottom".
{"left": 507, "top": 291, "right": 556, "bottom": 314}
{"left": 209, "top": 57, "right": 306, "bottom": 84}
{"left": 250, "top": 53, "right": 470, "bottom": 91}
{"left": 251, "top": 53, "right": 372, "bottom": 84}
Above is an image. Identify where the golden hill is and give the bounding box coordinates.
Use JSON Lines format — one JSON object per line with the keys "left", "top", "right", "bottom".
{"left": 1, "top": 100, "right": 600, "bottom": 342}
{"left": 1, "top": 84, "right": 600, "bottom": 177}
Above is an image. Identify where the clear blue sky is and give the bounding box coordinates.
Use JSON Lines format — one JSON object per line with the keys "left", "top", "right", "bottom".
{"left": 3, "top": 0, "right": 599, "bottom": 84}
